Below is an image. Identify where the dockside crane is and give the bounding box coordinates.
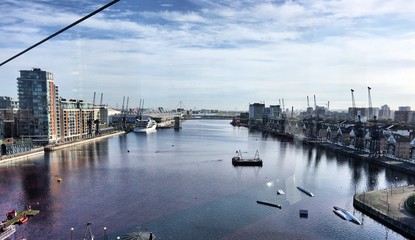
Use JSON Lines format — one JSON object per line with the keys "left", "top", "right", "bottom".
{"left": 282, "top": 99, "right": 285, "bottom": 114}
{"left": 368, "top": 87, "right": 373, "bottom": 119}
{"left": 92, "top": 92, "right": 96, "bottom": 106}
{"left": 120, "top": 96, "right": 125, "bottom": 129}
{"left": 100, "top": 93, "right": 103, "bottom": 107}
{"left": 351, "top": 89, "right": 356, "bottom": 120}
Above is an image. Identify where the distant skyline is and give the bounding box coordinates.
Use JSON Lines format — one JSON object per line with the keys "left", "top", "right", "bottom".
{"left": 1, "top": 0, "right": 415, "bottom": 111}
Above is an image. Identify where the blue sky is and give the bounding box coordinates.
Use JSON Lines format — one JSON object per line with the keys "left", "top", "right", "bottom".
{"left": 1, "top": 0, "right": 415, "bottom": 111}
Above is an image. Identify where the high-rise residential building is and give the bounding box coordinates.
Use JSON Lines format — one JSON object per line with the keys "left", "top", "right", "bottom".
{"left": 379, "top": 104, "right": 391, "bottom": 119}
{"left": 17, "top": 68, "right": 59, "bottom": 145}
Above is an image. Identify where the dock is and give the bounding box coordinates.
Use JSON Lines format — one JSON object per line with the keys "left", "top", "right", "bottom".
{"left": 3, "top": 209, "right": 40, "bottom": 227}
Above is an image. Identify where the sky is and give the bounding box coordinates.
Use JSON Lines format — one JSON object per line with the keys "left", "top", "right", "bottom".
{"left": 1, "top": 0, "right": 415, "bottom": 111}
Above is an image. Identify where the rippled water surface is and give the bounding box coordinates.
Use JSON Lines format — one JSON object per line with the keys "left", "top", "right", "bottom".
{"left": 0, "top": 120, "right": 412, "bottom": 239}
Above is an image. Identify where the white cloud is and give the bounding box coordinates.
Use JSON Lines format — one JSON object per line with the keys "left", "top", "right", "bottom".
{"left": 1, "top": 0, "right": 415, "bottom": 110}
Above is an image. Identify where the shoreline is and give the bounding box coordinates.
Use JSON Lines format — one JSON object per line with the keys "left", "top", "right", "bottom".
{"left": 298, "top": 137, "right": 415, "bottom": 175}
{"left": 0, "top": 131, "right": 125, "bottom": 165}
{"left": 354, "top": 185, "right": 415, "bottom": 239}
{"left": 298, "top": 136, "right": 415, "bottom": 238}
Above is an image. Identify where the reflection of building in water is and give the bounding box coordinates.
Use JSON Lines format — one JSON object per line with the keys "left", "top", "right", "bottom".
{"left": 20, "top": 164, "right": 53, "bottom": 224}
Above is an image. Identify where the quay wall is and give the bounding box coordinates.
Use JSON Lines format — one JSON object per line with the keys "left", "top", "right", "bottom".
{"left": 354, "top": 193, "right": 415, "bottom": 239}
{"left": 44, "top": 131, "right": 125, "bottom": 151}
{"left": 0, "top": 131, "right": 125, "bottom": 164}
{"left": 0, "top": 147, "right": 44, "bottom": 164}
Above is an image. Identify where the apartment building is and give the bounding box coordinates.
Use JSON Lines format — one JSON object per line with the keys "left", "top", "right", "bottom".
{"left": 17, "top": 68, "right": 59, "bottom": 145}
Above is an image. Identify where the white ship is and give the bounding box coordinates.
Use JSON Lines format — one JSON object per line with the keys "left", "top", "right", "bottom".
{"left": 133, "top": 118, "right": 157, "bottom": 133}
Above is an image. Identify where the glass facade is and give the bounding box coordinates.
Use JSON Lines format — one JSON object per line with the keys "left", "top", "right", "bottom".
{"left": 17, "top": 68, "right": 58, "bottom": 144}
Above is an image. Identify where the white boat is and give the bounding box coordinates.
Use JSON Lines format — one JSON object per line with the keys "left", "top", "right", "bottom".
{"left": 133, "top": 118, "right": 157, "bottom": 133}
{"left": 333, "top": 206, "right": 362, "bottom": 225}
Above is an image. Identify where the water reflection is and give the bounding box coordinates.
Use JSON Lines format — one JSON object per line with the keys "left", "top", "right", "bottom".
{"left": 0, "top": 120, "right": 413, "bottom": 239}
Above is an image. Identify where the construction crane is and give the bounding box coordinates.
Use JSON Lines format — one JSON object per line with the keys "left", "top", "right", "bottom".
{"left": 92, "top": 92, "right": 96, "bottom": 106}
{"left": 100, "top": 93, "right": 103, "bottom": 106}
{"left": 368, "top": 87, "right": 373, "bottom": 119}
{"left": 282, "top": 99, "right": 285, "bottom": 113}
{"left": 351, "top": 89, "right": 356, "bottom": 120}
{"left": 120, "top": 96, "right": 125, "bottom": 129}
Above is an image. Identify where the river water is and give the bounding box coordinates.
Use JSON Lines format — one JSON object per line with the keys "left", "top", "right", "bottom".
{"left": 0, "top": 119, "right": 412, "bottom": 239}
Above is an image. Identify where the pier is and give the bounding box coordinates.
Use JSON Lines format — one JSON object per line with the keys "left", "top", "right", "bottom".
{"left": 3, "top": 209, "right": 40, "bottom": 228}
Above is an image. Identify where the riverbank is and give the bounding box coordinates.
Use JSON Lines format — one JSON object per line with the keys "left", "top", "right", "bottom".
{"left": 354, "top": 185, "right": 415, "bottom": 239}
{"left": 0, "top": 131, "right": 125, "bottom": 165}
{"left": 44, "top": 131, "right": 125, "bottom": 151}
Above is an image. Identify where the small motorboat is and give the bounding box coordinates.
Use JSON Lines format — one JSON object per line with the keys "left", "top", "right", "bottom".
{"left": 17, "top": 216, "right": 28, "bottom": 224}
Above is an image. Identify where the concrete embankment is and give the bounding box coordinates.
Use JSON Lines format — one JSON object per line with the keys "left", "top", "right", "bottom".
{"left": 0, "top": 147, "right": 44, "bottom": 165}
{"left": 354, "top": 186, "right": 415, "bottom": 239}
{"left": 44, "top": 131, "right": 125, "bottom": 151}
{"left": 0, "top": 131, "right": 125, "bottom": 164}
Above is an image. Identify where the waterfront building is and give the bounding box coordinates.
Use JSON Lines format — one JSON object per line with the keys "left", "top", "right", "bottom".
{"left": 0, "top": 97, "right": 17, "bottom": 141}
{"left": 386, "top": 133, "right": 411, "bottom": 159}
{"left": 248, "top": 103, "right": 265, "bottom": 128}
{"left": 17, "top": 68, "right": 59, "bottom": 145}
{"left": 59, "top": 98, "right": 100, "bottom": 142}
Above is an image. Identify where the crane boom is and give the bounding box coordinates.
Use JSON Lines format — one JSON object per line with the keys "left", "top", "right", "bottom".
{"left": 368, "top": 87, "right": 373, "bottom": 119}
{"left": 100, "top": 93, "right": 103, "bottom": 106}
{"left": 351, "top": 89, "right": 356, "bottom": 120}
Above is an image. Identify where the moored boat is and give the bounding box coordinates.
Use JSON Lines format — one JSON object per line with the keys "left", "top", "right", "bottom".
{"left": 133, "top": 118, "right": 157, "bottom": 133}
{"left": 17, "top": 216, "right": 28, "bottom": 224}
{"left": 232, "top": 150, "right": 262, "bottom": 166}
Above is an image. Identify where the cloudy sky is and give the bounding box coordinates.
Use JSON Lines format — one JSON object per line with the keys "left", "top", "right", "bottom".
{"left": 1, "top": 0, "right": 414, "bottom": 111}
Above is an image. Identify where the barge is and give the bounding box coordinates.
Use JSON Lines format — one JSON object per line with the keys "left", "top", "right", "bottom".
{"left": 232, "top": 150, "right": 262, "bottom": 166}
